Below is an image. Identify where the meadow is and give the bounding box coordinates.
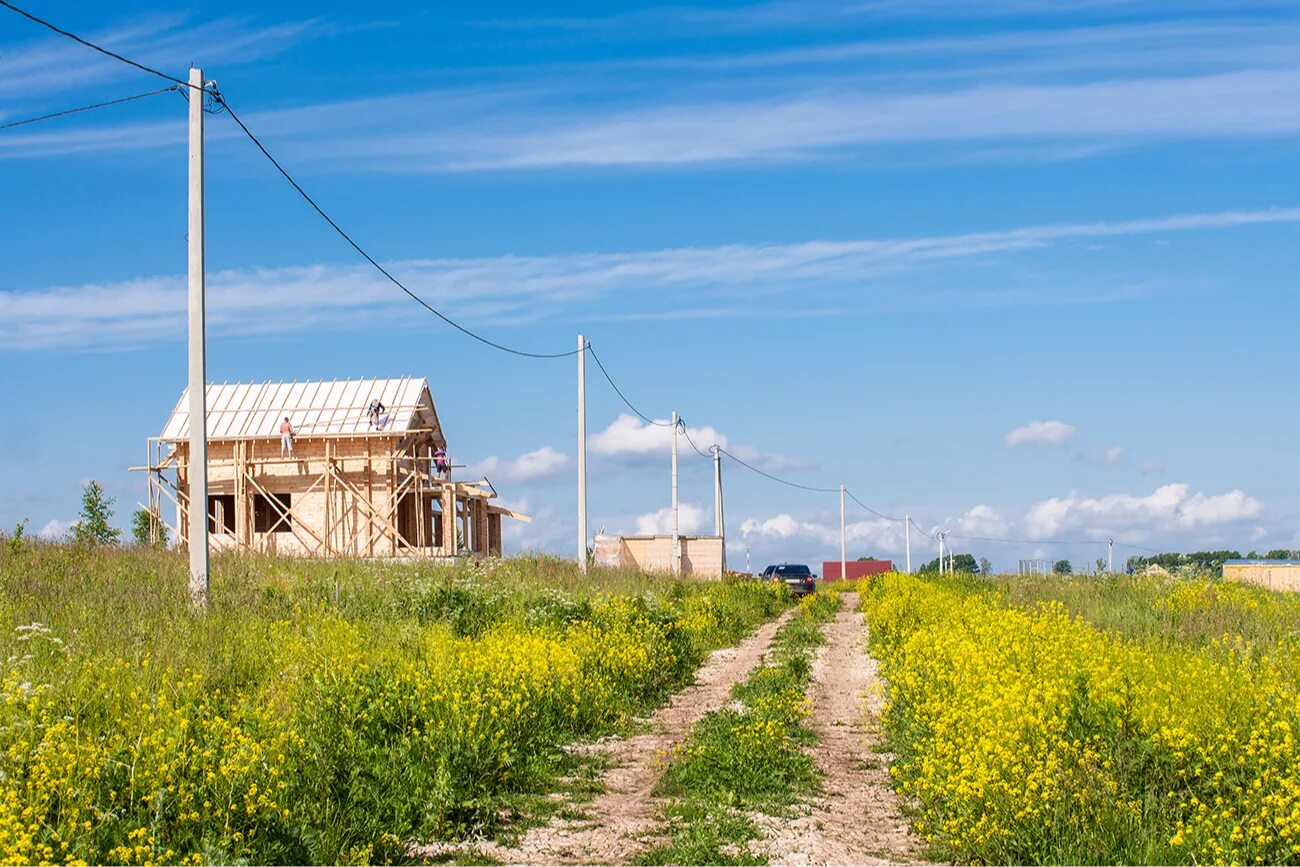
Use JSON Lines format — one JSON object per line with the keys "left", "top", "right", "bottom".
{"left": 0, "top": 542, "right": 789, "bottom": 865}
{"left": 862, "top": 572, "right": 1300, "bottom": 865}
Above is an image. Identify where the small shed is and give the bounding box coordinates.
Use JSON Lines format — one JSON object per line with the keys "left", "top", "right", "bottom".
{"left": 136, "top": 377, "right": 528, "bottom": 558}
{"left": 1222, "top": 560, "right": 1300, "bottom": 593}
{"left": 822, "top": 559, "right": 893, "bottom": 581}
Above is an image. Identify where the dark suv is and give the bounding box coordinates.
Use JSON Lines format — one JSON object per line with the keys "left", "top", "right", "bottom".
{"left": 761, "top": 563, "right": 817, "bottom": 597}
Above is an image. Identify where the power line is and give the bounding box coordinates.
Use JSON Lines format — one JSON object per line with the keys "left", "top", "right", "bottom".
{"left": 210, "top": 87, "right": 580, "bottom": 360}
{"left": 0, "top": 86, "right": 179, "bottom": 132}
{"left": 908, "top": 516, "right": 937, "bottom": 540}
{"left": 679, "top": 423, "right": 716, "bottom": 459}
{"left": 0, "top": 1, "right": 201, "bottom": 91}
{"left": 585, "top": 344, "right": 673, "bottom": 425}
{"left": 719, "top": 448, "right": 840, "bottom": 494}
{"left": 844, "top": 489, "right": 903, "bottom": 522}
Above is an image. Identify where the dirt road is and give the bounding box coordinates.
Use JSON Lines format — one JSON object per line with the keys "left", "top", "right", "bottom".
{"left": 419, "top": 607, "right": 796, "bottom": 865}
{"left": 755, "top": 592, "right": 921, "bottom": 865}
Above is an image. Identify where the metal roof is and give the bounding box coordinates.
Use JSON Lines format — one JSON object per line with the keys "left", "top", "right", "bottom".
{"left": 160, "top": 378, "right": 441, "bottom": 442}
{"left": 1224, "top": 559, "right": 1300, "bottom": 566}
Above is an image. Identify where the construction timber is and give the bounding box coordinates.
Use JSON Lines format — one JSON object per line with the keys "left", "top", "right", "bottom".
{"left": 134, "top": 378, "right": 528, "bottom": 558}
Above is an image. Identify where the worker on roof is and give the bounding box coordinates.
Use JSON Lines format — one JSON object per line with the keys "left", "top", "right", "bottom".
{"left": 434, "top": 446, "right": 449, "bottom": 479}
{"left": 280, "top": 417, "right": 294, "bottom": 456}
{"left": 367, "top": 399, "right": 386, "bottom": 430}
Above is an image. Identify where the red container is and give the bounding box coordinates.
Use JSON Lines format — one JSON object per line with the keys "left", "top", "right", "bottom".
{"left": 821, "top": 559, "right": 893, "bottom": 581}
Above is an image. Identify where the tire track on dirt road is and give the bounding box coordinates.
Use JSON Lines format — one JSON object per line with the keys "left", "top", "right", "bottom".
{"left": 756, "top": 592, "right": 921, "bottom": 865}
{"left": 418, "top": 607, "right": 797, "bottom": 865}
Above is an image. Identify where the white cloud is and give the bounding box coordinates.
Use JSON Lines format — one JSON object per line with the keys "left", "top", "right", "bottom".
{"left": 1004, "top": 419, "right": 1076, "bottom": 447}
{"left": 1023, "top": 483, "right": 1262, "bottom": 539}
{"left": 38, "top": 518, "right": 71, "bottom": 539}
{"left": 587, "top": 414, "right": 805, "bottom": 472}
{"left": 635, "top": 503, "right": 707, "bottom": 535}
{"left": 738, "top": 512, "right": 903, "bottom": 550}
{"left": 590, "top": 415, "right": 724, "bottom": 458}
{"left": 469, "top": 446, "right": 570, "bottom": 482}
{"left": 6, "top": 206, "right": 1300, "bottom": 350}
{"left": 1140, "top": 460, "right": 1166, "bottom": 475}
{"left": 958, "top": 504, "right": 1009, "bottom": 537}
{"left": 1105, "top": 445, "right": 1127, "bottom": 466}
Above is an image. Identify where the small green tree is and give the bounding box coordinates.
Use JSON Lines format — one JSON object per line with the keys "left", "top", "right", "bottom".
{"left": 1053, "top": 559, "right": 1072, "bottom": 575}
{"left": 72, "top": 480, "right": 120, "bottom": 546}
{"left": 979, "top": 557, "right": 992, "bottom": 575}
{"left": 130, "top": 507, "right": 167, "bottom": 548}
{"left": 4, "top": 519, "right": 28, "bottom": 555}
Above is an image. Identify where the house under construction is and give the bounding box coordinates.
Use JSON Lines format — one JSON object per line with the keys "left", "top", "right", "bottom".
{"left": 136, "top": 378, "right": 528, "bottom": 558}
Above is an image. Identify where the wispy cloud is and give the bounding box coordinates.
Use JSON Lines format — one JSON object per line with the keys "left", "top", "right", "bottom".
{"left": 0, "top": 15, "right": 325, "bottom": 105}
{"left": 486, "top": 0, "right": 1295, "bottom": 36}
{"left": 8, "top": 14, "right": 1300, "bottom": 170}
{"left": 3, "top": 205, "right": 1299, "bottom": 350}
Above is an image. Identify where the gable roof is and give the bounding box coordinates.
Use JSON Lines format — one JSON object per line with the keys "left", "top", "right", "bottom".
{"left": 160, "top": 378, "right": 444, "bottom": 443}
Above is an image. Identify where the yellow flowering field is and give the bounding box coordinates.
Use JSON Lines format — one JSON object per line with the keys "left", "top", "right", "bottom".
{"left": 0, "top": 544, "right": 789, "bottom": 865}
{"left": 862, "top": 573, "right": 1300, "bottom": 865}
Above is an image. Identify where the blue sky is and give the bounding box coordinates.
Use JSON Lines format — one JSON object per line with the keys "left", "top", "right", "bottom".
{"left": 2, "top": 0, "right": 1298, "bottom": 571}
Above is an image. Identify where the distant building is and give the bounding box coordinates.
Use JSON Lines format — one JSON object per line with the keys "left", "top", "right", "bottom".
{"left": 1222, "top": 560, "right": 1300, "bottom": 593}
{"left": 822, "top": 559, "right": 892, "bottom": 581}
{"left": 591, "top": 534, "right": 724, "bottom": 577}
{"left": 136, "top": 378, "right": 528, "bottom": 558}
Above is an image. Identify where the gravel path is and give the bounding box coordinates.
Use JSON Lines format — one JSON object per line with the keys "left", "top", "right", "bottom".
{"left": 417, "top": 607, "right": 796, "bottom": 865}
{"left": 754, "top": 592, "right": 922, "bottom": 865}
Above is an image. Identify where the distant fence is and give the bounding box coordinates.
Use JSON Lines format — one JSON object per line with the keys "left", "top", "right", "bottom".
{"left": 1222, "top": 560, "right": 1300, "bottom": 593}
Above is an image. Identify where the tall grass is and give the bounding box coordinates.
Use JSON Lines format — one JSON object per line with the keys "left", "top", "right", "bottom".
{"left": 0, "top": 543, "right": 789, "bottom": 865}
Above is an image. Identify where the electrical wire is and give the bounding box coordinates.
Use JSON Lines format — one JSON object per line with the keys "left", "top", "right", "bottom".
{"left": 0, "top": 86, "right": 178, "bottom": 131}
{"left": 0, "top": 1, "right": 201, "bottom": 91}
{"left": 1114, "top": 541, "right": 1165, "bottom": 554}
{"left": 679, "top": 423, "right": 716, "bottom": 459}
{"left": 210, "top": 87, "right": 581, "bottom": 360}
{"left": 585, "top": 344, "right": 673, "bottom": 425}
{"left": 844, "top": 489, "right": 903, "bottom": 522}
{"left": 907, "top": 516, "right": 937, "bottom": 540}
{"left": 719, "top": 448, "right": 840, "bottom": 494}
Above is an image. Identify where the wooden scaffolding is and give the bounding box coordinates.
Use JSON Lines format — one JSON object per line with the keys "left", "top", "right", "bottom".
{"left": 132, "top": 378, "right": 528, "bottom": 558}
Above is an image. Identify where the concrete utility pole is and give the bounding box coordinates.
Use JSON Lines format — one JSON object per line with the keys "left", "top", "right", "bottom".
{"left": 1108, "top": 538, "right": 1114, "bottom": 574}
{"left": 671, "top": 411, "right": 680, "bottom": 575}
{"left": 576, "top": 334, "right": 588, "bottom": 573}
{"left": 713, "top": 445, "right": 725, "bottom": 572}
{"left": 937, "top": 531, "right": 945, "bottom": 575}
{"left": 187, "top": 67, "right": 209, "bottom": 608}
{"left": 839, "top": 485, "right": 846, "bottom": 582}
{"left": 905, "top": 514, "right": 912, "bottom": 573}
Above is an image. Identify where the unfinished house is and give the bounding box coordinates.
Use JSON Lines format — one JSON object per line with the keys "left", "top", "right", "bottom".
{"left": 138, "top": 378, "right": 528, "bottom": 558}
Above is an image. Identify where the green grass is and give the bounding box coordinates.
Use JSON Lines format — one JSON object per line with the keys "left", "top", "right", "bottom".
{"left": 0, "top": 542, "right": 790, "bottom": 865}
{"left": 637, "top": 591, "right": 841, "bottom": 866}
